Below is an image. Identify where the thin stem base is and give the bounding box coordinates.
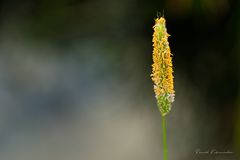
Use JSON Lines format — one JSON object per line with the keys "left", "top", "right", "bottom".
{"left": 162, "top": 116, "right": 168, "bottom": 160}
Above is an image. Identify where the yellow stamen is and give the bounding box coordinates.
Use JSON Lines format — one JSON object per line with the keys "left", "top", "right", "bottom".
{"left": 151, "top": 17, "right": 175, "bottom": 116}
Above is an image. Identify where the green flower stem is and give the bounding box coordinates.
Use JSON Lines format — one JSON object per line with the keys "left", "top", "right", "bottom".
{"left": 162, "top": 116, "right": 168, "bottom": 160}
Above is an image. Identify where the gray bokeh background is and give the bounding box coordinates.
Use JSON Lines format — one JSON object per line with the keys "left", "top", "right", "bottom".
{"left": 0, "top": 0, "right": 239, "bottom": 160}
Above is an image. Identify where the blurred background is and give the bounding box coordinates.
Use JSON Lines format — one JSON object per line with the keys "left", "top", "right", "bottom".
{"left": 0, "top": 0, "right": 240, "bottom": 160}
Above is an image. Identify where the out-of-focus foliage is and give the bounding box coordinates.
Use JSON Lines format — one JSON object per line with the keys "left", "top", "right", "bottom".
{"left": 0, "top": 0, "right": 239, "bottom": 160}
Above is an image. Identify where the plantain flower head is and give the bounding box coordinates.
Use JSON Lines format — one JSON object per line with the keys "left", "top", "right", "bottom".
{"left": 151, "top": 17, "right": 175, "bottom": 116}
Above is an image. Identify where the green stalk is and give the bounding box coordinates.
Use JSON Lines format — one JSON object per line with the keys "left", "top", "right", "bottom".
{"left": 162, "top": 116, "right": 168, "bottom": 160}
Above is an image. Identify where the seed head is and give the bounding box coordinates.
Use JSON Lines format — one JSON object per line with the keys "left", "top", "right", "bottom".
{"left": 151, "top": 17, "right": 175, "bottom": 116}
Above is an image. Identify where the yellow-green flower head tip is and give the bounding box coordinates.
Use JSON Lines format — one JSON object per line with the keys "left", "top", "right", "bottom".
{"left": 151, "top": 17, "right": 175, "bottom": 116}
